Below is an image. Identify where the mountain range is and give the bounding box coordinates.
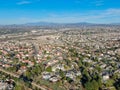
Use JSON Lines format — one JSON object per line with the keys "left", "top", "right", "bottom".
{"left": 1, "top": 22, "right": 120, "bottom": 28}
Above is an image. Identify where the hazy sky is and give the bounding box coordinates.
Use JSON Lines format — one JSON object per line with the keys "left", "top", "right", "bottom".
{"left": 0, "top": 0, "right": 120, "bottom": 24}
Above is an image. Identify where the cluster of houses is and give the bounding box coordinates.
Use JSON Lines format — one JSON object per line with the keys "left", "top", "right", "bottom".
{"left": 0, "top": 41, "right": 35, "bottom": 74}
{"left": 39, "top": 31, "right": 120, "bottom": 86}
{"left": 0, "top": 41, "right": 67, "bottom": 75}
{"left": 0, "top": 28, "right": 120, "bottom": 90}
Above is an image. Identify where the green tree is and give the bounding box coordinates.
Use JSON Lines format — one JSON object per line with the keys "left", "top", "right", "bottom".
{"left": 46, "top": 66, "right": 52, "bottom": 72}
{"left": 14, "top": 85, "right": 22, "bottom": 90}
{"left": 114, "top": 79, "right": 120, "bottom": 90}
{"left": 85, "top": 80, "right": 99, "bottom": 90}
{"left": 59, "top": 70, "right": 65, "bottom": 80}
{"left": 105, "top": 79, "right": 115, "bottom": 87}
{"left": 77, "top": 60, "right": 82, "bottom": 67}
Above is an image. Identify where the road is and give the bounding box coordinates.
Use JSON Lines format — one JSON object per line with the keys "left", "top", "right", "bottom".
{"left": 32, "top": 82, "right": 47, "bottom": 90}
{"left": 0, "top": 68, "right": 19, "bottom": 78}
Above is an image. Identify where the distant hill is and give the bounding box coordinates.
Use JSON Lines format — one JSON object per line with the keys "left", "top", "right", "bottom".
{"left": 0, "top": 22, "right": 120, "bottom": 28}
{"left": 18, "top": 22, "right": 119, "bottom": 28}
{"left": 110, "top": 23, "right": 120, "bottom": 25}
{"left": 24, "top": 22, "right": 91, "bottom": 26}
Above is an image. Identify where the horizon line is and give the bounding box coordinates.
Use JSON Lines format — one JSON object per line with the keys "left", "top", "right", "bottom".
{"left": 0, "top": 21, "right": 120, "bottom": 26}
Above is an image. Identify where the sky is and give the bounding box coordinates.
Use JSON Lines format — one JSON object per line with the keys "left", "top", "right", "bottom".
{"left": 0, "top": 0, "right": 120, "bottom": 24}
